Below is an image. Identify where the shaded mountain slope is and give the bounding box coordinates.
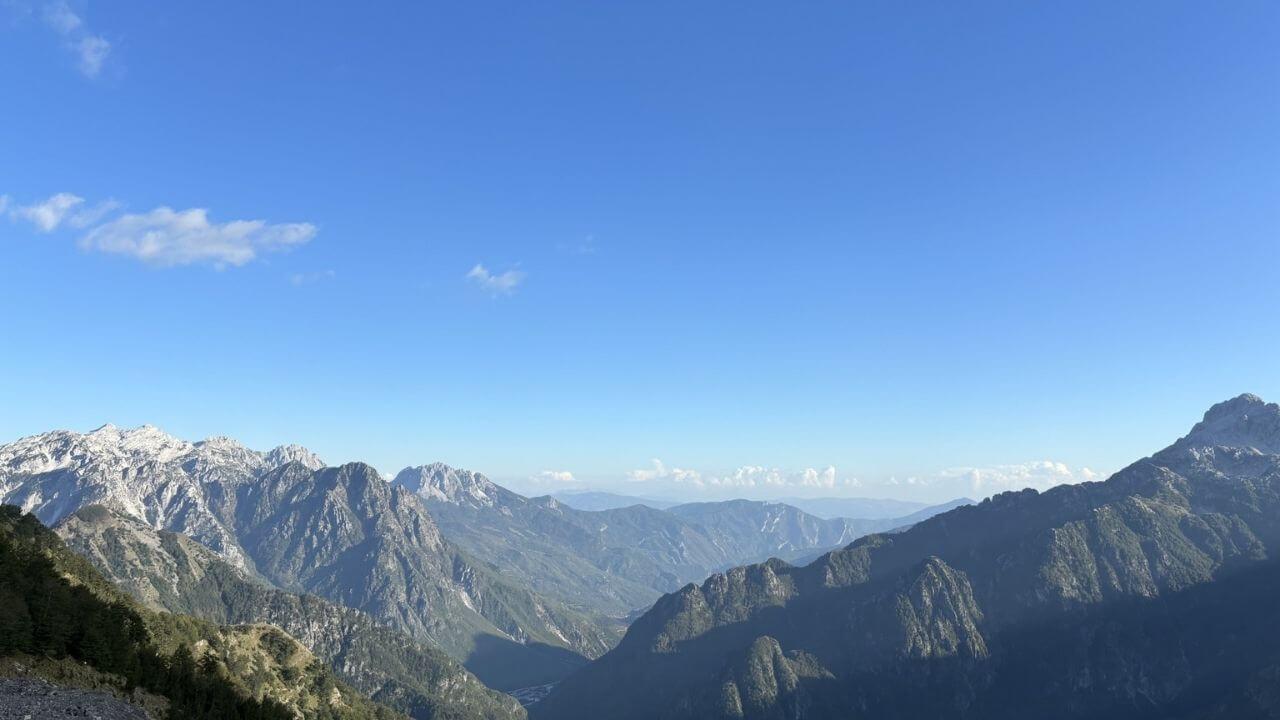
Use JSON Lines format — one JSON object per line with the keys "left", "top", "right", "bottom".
{"left": 535, "top": 394, "right": 1280, "bottom": 719}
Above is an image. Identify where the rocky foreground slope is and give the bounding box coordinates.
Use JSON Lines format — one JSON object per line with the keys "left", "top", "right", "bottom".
{"left": 0, "top": 676, "right": 154, "bottom": 720}
{"left": 0, "top": 505, "right": 403, "bottom": 720}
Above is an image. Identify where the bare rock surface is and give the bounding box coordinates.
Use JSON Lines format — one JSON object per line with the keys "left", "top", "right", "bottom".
{"left": 0, "top": 676, "right": 152, "bottom": 720}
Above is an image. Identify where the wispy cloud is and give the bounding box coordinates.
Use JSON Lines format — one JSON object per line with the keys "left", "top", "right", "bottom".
{"left": 5, "top": 190, "right": 317, "bottom": 269}
{"left": 289, "top": 269, "right": 336, "bottom": 286}
{"left": 9, "top": 191, "right": 84, "bottom": 232}
{"left": 38, "top": 1, "right": 112, "bottom": 78}
{"left": 466, "top": 263, "right": 525, "bottom": 295}
{"left": 75, "top": 34, "right": 110, "bottom": 76}
{"left": 81, "top": 207, "right": 316, "bottom": 268}
{"left": 557, "top": 234, "right": 598, "bottom": 255}
{"left": 66, "top": 198, "right": 121, "bottom": 228}
{"left": 41, "top": 0, "right": 79, "bottom": 33}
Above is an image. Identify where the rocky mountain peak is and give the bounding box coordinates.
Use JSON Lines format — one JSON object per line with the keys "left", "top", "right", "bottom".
{"left": 1175, "top": 393, "right": 1280, "bottom": 455}
{"left": 392, "top": 462, "right": 499, "bottom": 507}
{"left": 263, "top": 444, "right": 326, "bottom": 471}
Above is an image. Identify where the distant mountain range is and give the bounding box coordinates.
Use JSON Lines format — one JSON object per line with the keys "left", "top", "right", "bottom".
{"left": 550, "top": 490, "right": 679, "bottom": 511}
{"left": 550, "top": 491, "right": 939, "bottom": 521}
{"left": 394, "top": 463, "right": 970, "bottom": 621}
{"left": 533, "top": 394, "right": 1280, "bottom": 719}
{"left": 770, "top": 496, "right": 932, "bottom": 520}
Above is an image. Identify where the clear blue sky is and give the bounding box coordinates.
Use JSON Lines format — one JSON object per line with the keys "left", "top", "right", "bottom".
{"left": 1, "top": 1, "right": 1277, "bottom": 502}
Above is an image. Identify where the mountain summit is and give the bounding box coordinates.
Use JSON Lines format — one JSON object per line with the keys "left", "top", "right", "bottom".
{"left": 1174, "top": 392, "right": 1280, "bottom": 455}
{"left": 393, "top": 463, "right": 505, "bottom": 508}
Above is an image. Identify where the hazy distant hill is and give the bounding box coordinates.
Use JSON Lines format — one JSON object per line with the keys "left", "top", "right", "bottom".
{"left": 535, "top": 394, "right": 1280, "bottom": 719}
{"left": 772, "top": 496, "right": 929, "bottom": 520}
{"left": 550, "top": 490, "right": 679, "bottom": 511}
{"left": 667, "top": 497, "right": 973, "bottom": 564}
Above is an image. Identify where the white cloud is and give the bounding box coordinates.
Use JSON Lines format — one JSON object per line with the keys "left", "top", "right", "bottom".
{"left": 38, "top": 1, "right": 112, "bottom": 78}
{"left": 6, "top": 190, "right": 316, "bottom": 269}
{"left": 626, "top": 459, "right": 668, "bottom": 483}
{"left": 466, "top": 263, "right": 525, "bottom": 295}
{"left": 80, "top": 206, "right": 316, "bottom": 268}
{"left": 620, "top": 458, "right": 1098, "bottom": 499}
{"left": 931, "top": 460, "right": 1103, "bottom": 495}
{"left": 531, "top": 470, "right": 578, "bottom": 485}
{"left": 11, "top": 192, "right": 84, "bottom": 232}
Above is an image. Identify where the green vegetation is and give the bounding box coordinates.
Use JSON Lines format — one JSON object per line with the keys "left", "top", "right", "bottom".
{"left": 58, "top": 506, "right": 527, "bottom": 720}
{"left": 0, "top": 505, "right": 402, "bottom": 720}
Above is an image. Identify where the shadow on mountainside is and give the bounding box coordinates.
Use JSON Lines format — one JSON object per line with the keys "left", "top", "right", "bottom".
{"left": 465, "top": 633, "right": 589, "bottom": 691}
{"left": 536, "top": 558, "right": 1280, "bottom": 719}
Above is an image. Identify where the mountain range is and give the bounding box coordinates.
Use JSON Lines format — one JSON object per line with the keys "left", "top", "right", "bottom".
{"left": 393, "top": 463, "right": 967, "bottom": 620}
{"left": 0, "top": 423, "right": 967, "bottom": 701}
{"left": 550, "top": 490, "right": 679, "bottom": 512}
{"left": 0, "top": 426, "right": 609, "bottom": 690}
{"left": 8, "top": 394, "right": 1277, "bottom": 718}
{"left": 533, "top": 393, "right": 1280, "bottom": 719}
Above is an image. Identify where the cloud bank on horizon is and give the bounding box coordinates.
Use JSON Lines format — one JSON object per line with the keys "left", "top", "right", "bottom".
{"left": 506, "top": 457, "right": 1106, "bottom": 503}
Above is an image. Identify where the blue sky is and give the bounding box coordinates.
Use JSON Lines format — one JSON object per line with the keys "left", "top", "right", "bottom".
{"left": 1, "top": 1, "right": 1277, "bottom": 502}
